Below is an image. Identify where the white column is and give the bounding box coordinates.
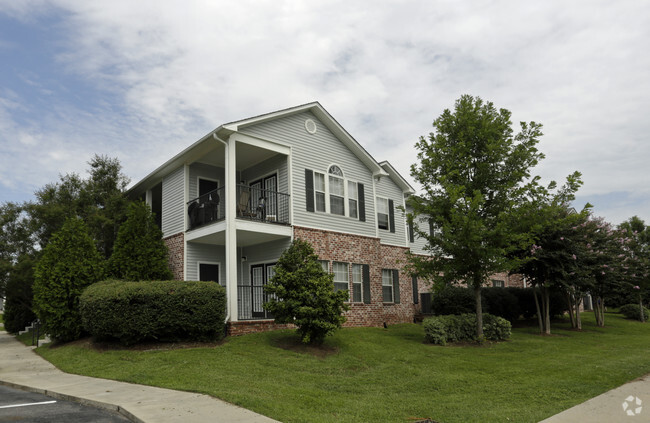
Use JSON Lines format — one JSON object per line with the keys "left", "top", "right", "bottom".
{"left": 225, "top": 136, "right": 239, "bottom": 322}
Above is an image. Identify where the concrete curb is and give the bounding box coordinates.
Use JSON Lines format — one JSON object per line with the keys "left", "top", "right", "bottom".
{"left": 0, "top": 379, "right": 142, "bottom": 422}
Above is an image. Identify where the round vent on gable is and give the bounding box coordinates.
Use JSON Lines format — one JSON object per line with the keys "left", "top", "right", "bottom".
{"left": 304, "top": 119, "right": 317, "bottom": 134}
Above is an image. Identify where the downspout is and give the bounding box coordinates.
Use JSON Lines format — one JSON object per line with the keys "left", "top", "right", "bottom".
{"left": 212, "top": 133, "right": 231, "bottom": 325}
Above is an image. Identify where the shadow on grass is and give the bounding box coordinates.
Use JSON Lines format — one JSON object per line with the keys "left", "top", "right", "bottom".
{"left": 268, "top": 331, "right": 340, "bottom": 358}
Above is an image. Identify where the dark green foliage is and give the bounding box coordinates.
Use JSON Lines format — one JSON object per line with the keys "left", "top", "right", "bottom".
{"left": 264, "top": 239, "right": 349, "bottom": 344}
{"left": 32, "top": 218, "right": 104, "bottom": 342}
{"left": 619, "top": 304, "right": 649, "bottom": 321}
{"left": 108, "top": 201, "right": 173, "bottom": 281}
{"left": 506, "top": 287, "right": 567, "bottom": 320}
{"left": 80, "top": 280, "right": 226, "bottom": 345}
{"left": 431, "top": 286, "right": 477, "bottom": 315}
{"left": 423, "top": 313, "right": 511, "bottom": 345}
{"left": 481, "top": 287, "right": 521, "bottom": 322}
{"left": 2, "top": 255, "right": 36, "bottom": 333}
{"left": 407, "top": 95, "right": 546, "bottom": 339}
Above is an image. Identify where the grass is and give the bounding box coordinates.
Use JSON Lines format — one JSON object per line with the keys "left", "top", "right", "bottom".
{"left": 35, "top": 312, "right": 650, "bottom": 423}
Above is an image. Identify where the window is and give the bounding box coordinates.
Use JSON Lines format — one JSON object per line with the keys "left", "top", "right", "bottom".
{"left": 319, "top": 260, "right": 330, "bottom": 273}
{"left": 377, "top": 198, "right": 389, "bottom": 230}
{"left": 333, "top": 262, "right": 349, "bottom": 293}
{"left": 314, "top": 172, "right": 326, "bottom": 212}
{"left": 352, "top": 264, "right": 363, "bottom": 302}
{"left": 382, "top": 269, "right": 394, "bottom": 303}
{"left": 328, "top": 166, "right": 345, "bottom": 216}
{"left": 492, "top": 279, "right": 505, "bottom": 288}
{"left": 348, "top": 181, "right": 358, "bottom": 219}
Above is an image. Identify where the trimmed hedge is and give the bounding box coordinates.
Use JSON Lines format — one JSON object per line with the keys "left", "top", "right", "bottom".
{"left": 619, "top": 304, "right": 648, "bottom": 321}
{"left": 80, "top": 280, "right": 227, "bottom": 345}
{"left": 423, "top": 313, "right": 512, "bottom": 345}
{"left": 431, "top": 286, "right": 568, "bottom": 322}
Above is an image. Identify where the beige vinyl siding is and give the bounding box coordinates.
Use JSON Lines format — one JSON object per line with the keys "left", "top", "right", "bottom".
{"left": 189, "top": 163, "right": 225, "bottom": 200}
{"left": 161, "top": 165, "right": 185, "bottom": 237}
{"left": 375, "top": 176, "right": 407, "bottom": 246}
{"left": 185, "top": 242, "right": 225, "bottom": 283}
{"left": 240, "top": 111, "right": 376, "bottom": 237}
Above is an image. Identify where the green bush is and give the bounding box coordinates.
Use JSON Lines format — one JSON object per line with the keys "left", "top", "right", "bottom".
{"left": 33, "top": 218, "right": 104, "bottom": 342}
{"left": 264, "top": 239, "right": 349, "bottom": 345}
{"left": 431, "top": 286, "right": 477, "bottom": 315}
{"left": 80, "top": 280, "right": 226, "bottom": 345}
{"left": 423, "top": 317, "right": 447, "bottom": 345}
{"left": 423, "top": 313, "right": 512, "bottom": 345}
{"left": 482, "top": 288, "right": 521, "bottom": 322}
{"left": 619, "top": 304, "right": 649, "bottom": 321}
{"left": 2, "top": 255, "right": 36, "bottom": 334}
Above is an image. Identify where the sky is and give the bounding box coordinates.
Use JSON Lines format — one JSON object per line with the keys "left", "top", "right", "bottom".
{"left": 0, "top": 0, "right": 648, "bottom": 225}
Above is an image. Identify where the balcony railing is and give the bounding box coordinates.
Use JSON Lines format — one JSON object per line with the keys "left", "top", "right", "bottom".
{"left": 236, "top": 184, "right": 290, "bottom": 225}
{"left": 187, "top": 187, "right": 225, "bottom": 230}
{"left": 187, "top": 184, "right": 290, "bottom": 230}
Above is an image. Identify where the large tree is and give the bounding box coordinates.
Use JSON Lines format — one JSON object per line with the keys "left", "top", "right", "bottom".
{"left": 406, "top": 95, "right": 546, "bottom": 340}
{"left": 33, "top": 217, "right": 105, "bottom": 342}
{"left": 108, "top": 201, "right": 173, "bottom": 281}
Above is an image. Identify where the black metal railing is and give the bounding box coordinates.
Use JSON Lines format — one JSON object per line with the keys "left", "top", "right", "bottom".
{"left": 187, "top": 186, "right": 225, "bottom": 230}
{"left": 236, "top": 184, "right": 290, "bottom": 225}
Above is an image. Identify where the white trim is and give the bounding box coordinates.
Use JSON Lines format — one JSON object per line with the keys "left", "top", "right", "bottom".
{"left": 197, "top": 261, "right": 221, "bottom": 284}
{"left": 288, "top": 146, "right": 294, "bottom": 226}
{"left": 231, "top": 132, "right": 292, "bottom": 156}
{"left": 376, "top": 196, "right": 390, "bottom": 231}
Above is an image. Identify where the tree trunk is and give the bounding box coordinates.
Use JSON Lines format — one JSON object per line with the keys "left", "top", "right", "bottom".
{"left": 566, "top": 291, "right": 576, "bottom": 328}
{"left": 600, "top": 298, "right": 605, "bottom": 326}
{"left": 474, "top": 284, "right": 484, "bottom": 342}
{"left": 532, "top": 284, "right": 544, "bottom": 334}
{"left": 543, "top": 287, "right": 551, "bottom": 335}
{"left": 574, "top": 296, "right": 582, "bottom": 330}
{"left": 640, "top": 293, "right": 646, "bottom": 323}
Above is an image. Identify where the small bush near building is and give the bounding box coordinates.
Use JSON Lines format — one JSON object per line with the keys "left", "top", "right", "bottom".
{"left": 619, "top": 304, "right": 649, "bottom": 322}
{"left": 431, "top": 286, "right": 477, "bottom": 316}
{"left": 482, "top": 288, "right": 521, "bottom": 322}
{"left": 423, "top": 313, "right": 511, "bottom": 345}
{"left": 80, "top": 280, "right": 226, "bottom": 345}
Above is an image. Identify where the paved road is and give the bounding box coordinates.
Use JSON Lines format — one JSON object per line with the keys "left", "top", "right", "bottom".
{"left": 0, "top": 384, "right": 131, "bottom": 423}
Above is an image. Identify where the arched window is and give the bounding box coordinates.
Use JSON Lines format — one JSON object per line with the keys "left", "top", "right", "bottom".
{"left": 328, "top": 165, "right": 345, "bottom": 215}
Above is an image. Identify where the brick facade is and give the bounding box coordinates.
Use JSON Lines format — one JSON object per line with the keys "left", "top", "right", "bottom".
{"left": 228, "top": 321, "right": 296, "bottom": 336}
{"left": 163, "top": 232, "right": 184, "bottom": 280}
{"left": 294, "top": 226, "right": 416, "bottom": 327}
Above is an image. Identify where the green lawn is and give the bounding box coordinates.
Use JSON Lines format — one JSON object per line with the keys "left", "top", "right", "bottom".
{"left": 36, "top": 312, "right": 650, "bottom": 423}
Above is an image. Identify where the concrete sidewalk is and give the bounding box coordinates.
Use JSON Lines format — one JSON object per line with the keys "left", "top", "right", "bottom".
{"left": 539, "top": 374, "right": 649, "bottom": 423}
{"left": 0, "top": 330, "right": 279, "bottom": 423}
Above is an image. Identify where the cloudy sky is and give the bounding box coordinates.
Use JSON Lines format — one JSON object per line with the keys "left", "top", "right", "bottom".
{"left": 0, "top": 0, "right": 648, "bottom": 225}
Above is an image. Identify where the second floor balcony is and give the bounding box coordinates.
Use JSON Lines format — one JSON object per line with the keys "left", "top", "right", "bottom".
{"left": 187, "top": 184, "right": 290, "bottom": 230}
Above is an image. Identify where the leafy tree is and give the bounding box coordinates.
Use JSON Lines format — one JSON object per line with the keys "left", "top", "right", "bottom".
{"left": 406, "top": 95, "right": 546, "bottom": 340}
{"left": 2, "top": 254, "right": 36, "bottom": 333}
{"left": 618, "top": 216, "right": 650, "bottom": 322}
{"left": 0, "top": 202, "right": 35, "bottom": 298}
{"left": 33, "top": 218, "right": 104, "bottom": 342}
{"left": 264, "top": 239, "right": 349, "bottom": 344}
{"left": 108, "top": 201, "right": 173, "bottom": 281}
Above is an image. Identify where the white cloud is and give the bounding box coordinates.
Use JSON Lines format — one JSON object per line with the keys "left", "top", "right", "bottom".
{"left": 0, "top": 0, "right": 648, "bottom": 224}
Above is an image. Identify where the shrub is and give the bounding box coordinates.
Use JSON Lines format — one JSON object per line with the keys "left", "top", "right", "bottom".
{"left": 264, "top": 239, "right": 349, "bottom": 345}
{"left": 2, "top": 255, "right": 36, "bottom": 334}
{"left": 80, "top": 280, "right": 226, "bottom": 345}
{"left": 619, "top": 304, "right": 649, "bottom": 321}
{"left": 483, "top": 313, "right": 512, "bottom": 341}
{"left": 423, "top": 317, "right": 447, "bottom": 345}
{"left": 431, "top": 286, "right": 477, "bottom": 315}
{"left": 33, "top": 218, "right": 104, "bottom": 342}
{"left": 423, "top": 313, "right": 511, "bottom": 345}
{"left": 108, "top": 201, "right": 173, "bottom": 281}
{"left": 482, "top": 287, "right": 521, "bottom": 322}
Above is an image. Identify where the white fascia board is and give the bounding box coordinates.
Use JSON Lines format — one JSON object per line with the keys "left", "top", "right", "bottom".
{"left": 128, "top": 126, "right": 233, "bottom": 196}
{"left": 379, "top": 161, "right": 415, "bottom": 194}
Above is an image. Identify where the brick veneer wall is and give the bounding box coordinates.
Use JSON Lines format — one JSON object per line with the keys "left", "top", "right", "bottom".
{"left": 163, "top": 232, "right": 184, "bottom": 280}
{"left": 228, "top": 321, "right": 296, "bottom": 336}
{"left": 294, "top": 226, "right": 416, "bottom": 327}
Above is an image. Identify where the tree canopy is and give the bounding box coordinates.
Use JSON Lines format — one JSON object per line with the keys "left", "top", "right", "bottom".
{"left": 406, "top": 95, "right": 550, "bottom": 339}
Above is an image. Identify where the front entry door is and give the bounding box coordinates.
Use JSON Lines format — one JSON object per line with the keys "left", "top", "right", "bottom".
{"left": 251, "top": 263, "right": 276, "bottom": 318}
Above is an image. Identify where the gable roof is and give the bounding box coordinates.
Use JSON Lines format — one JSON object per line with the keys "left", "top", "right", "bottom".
{"left": 129, "top": 102, "right": 419, "bottom": 195}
